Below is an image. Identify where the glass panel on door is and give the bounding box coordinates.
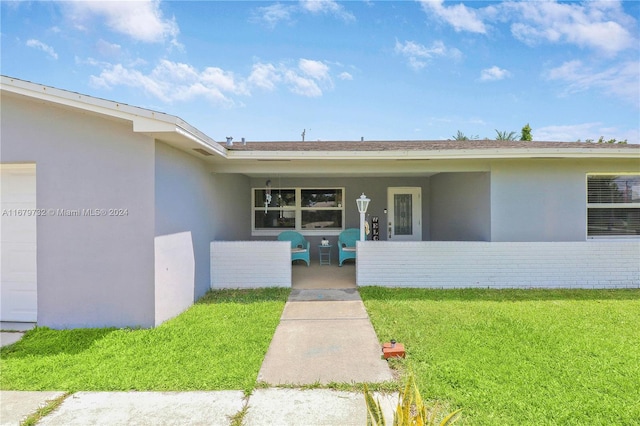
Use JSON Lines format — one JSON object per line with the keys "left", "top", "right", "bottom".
{"left": 394, "top": 194, "right": 413, "bottom": 235}
{"left": 387, "top": 187, "right": 422, "bottom": 241}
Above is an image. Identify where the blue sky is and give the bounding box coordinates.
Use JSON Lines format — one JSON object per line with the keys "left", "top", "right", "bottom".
{"left": 2, "top": 0, "right": 639, "bottom": 143}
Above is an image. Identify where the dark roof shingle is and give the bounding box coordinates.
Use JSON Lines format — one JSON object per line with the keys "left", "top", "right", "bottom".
{"left": 222, "top": 140, "right": 639, "bottom": 152}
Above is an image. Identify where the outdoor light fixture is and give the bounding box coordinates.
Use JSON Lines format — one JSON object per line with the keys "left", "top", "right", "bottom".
{"left": 356, "top": 193, "right": 371, "bottom": 241}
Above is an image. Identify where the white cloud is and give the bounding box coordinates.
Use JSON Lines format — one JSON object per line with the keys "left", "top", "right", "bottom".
{"left": 90, "top": 64, "right": 171, "bottom": 102}
{"left": 284, "top": 70, "right": 323, "bottom": 97}
{"left": 480, "top": 66, "right": 511, "bottom": 81}
{"left": 546, "top": 60, "right": 640, "bottom": 107}
{"left": 299, "top": 0, "right": 355, "bottom": 22}
{"left": 419, "top": 0, "right": 487, "bottom": 34}
{"left": 299, "top": 59, "right": 330, "bottom": 82}
{"left": 251, "top": 3, "right": 295, "bottom": 28}
{"left": 249, "top": 59, "right": 334, "bottom": 97}
{"left": 251, "top": 0, "right": 354, "bottom": 27}
{"left": 276, "top": 59, "right": 333, "bottom": 97}
{"left": 248, "top": 63, "right": 281, "bottom": 91}
{"left": 503, "top": 0, "right": 636, "bottom": 56}
{"left": 90, "top": 57, "right": 341, "bottom": 103}
{"left": 66, "top": 0, "right": 179, "bottom": 44}
{"left": 26, "top": 39, "right": 58, "bottom": 59}
{"left": 417, "top": 1, "right": 637, "bottom": 56}
{"left": 535, "top": 122, "right": 639, "bottom": 143}
{"left": 395, "top": 40, "right": 461, "bottom": 70}
{"left": 95, "top": 39, "right": 121, "bottom": 58}
{"left": 338, "top": 72, "right": 353, "bottom": 80}
{"left": 90, "top": 60, "right": 247, "bottom": 106}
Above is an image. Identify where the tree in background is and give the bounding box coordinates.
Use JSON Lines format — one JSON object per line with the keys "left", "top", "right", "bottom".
{"left": 520, "top": 123, "right": 532, "bottom": 141}
{"left": 450, "top": 131, "right": 479, "bottom": 141}
{"left": 495, "top": 130, "right": 518, "bottom": 141}
{"left": 584, "top": 136, "right": 628, "bottom": 144}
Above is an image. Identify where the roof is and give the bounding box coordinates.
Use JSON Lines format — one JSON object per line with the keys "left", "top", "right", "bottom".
{"left": 1, "top": 75, "right": 226, "bottom": 159}
{"left": 224, "top": 140, "right": 640, "bottom": 152}
{"left": 2, "top": 75, "right": 638, "bottom": 174}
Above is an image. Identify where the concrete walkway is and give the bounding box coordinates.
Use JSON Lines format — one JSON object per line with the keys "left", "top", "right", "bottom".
{"left": 1, "top": 389, "right": 397, "bottom": 425}
{"left": 1, "top": 286, "right": 398, "bottom": 425}
{"left": 258, "top": 288, "right": 394, "bottom": 385}
{"left": 0, "top": 322, "right": 35, "bottom": 348}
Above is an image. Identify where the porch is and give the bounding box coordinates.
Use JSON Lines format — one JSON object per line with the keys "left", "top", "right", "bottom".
{"left": 291, "top": 262, "right": 356, "bottom": 289}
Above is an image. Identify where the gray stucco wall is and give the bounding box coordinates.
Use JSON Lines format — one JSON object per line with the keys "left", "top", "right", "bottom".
{"left": 430, "top": 172, "right": 491, "bottom": 241}
{"left": 1, "top": 94, "right": 156, "bottom": 328}
{"left": 490, "top": 159, "right": 640, "bottom": 242}
{"left": 155, "top": 142, "right": 250, "bottom": 301}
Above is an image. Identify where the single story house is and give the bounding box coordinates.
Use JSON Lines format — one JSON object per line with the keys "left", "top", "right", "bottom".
{"left": 1, "top": 75, "right": 639, "bottom": 329}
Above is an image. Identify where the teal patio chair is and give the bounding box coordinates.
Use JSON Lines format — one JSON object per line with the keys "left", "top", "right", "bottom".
{"left": 278, "top": 231, "right": 310, "bottom": 266}
{"left": 338, "top": 228, "right": 359, "bottom": 266}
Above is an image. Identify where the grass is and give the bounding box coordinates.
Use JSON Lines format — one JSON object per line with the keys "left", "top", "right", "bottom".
{"left": 19, "top": 393, "right": 70, "bottom": 426}
{"left": 0, "top": 288, "right": 289, "bottom": 393}
{"left": 360, "top": 287, "right": 640, "bottom": 425}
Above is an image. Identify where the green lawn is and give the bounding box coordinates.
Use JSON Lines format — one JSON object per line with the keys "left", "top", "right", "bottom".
{"left": 360, "top": 287, "right": 640, "bottom": 425}
{"left": 0, "top": 288, "right": 289, "bottom": 393}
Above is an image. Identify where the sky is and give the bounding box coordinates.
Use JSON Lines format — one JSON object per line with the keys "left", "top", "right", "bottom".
{"left": 1, "top": 0, "right": 639, "bottom": 143}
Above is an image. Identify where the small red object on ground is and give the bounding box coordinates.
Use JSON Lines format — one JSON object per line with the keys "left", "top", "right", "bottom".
{"left": 382, "top": 342, "right": 405, "bottom": 359}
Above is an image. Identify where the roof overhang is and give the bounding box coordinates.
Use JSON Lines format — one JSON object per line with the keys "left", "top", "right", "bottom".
{"left": 1, "top": 75, "right": 227, "bottom": 161}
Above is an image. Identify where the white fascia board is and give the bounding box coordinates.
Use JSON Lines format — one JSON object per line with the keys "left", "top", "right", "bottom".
{"left": 2, "top": 76, "right": 170, "bottom": 123}
{"left": 226, "top": 148, "right": 639, "bottom": 160}
{"left": 1, "top": 76, "right": 227, "bottom": 158}
{"left": 174, "top": 125, "right": 228, "bottom": 158}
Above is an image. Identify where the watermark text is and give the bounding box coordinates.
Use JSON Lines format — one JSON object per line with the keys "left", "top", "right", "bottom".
{"left": 2, "top": 208, "right": 129, "bottom": 217}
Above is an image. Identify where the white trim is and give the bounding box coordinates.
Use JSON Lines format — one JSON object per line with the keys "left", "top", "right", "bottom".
{"left": 387, "top": 187, "right": 422, "bottom": 241}
{"left": 1, "top": 76, "right": 226, "bottom": 158}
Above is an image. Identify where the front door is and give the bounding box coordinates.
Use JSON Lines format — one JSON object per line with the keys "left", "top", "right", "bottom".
{"left": 387, "top": 187, "right": 422, "bottom": 241}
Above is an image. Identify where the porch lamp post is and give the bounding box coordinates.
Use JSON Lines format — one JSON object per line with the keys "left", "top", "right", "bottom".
{"left": 356, "top": 193, "right": 371, "bottom": 242}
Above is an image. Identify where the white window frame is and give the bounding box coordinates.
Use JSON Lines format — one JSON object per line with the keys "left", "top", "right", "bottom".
{"left": 252, "top": 187, "right": 345, "bottom": 237}
{"left": 586, "top": 173, "right": 640, "bottom": 239}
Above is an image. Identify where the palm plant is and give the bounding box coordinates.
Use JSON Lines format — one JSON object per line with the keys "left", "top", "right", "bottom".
{"left": 495, "top": 129, "right": 518, "bottom": 141}
{"left": 450, "top": 130, "right": 469, "bottom": 141}
{"left": 450, "top": 131, "right": 479, "bottom": 141}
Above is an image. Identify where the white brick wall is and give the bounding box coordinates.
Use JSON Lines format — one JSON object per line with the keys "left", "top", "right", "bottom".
{"left": 211, "top": 241, "right": 291, "bottom": 288}
{"left": 356, "top": 241, "right": 640, "bottom": 289}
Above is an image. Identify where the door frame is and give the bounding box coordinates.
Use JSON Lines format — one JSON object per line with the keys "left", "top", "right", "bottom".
{"left": 387, "top": 187, "right": 422, "bottom": 241}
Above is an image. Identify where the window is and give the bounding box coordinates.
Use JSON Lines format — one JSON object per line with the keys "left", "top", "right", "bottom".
{"left": 252, "top": 188, "right": 344, "bottom": 235}
{"left": 587, "top": 174, "right": 640, "bottom": 237}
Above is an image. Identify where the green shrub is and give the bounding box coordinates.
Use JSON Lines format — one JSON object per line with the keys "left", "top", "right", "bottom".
{"left": 365, "top": 374, "right": 461, "bottom": 426}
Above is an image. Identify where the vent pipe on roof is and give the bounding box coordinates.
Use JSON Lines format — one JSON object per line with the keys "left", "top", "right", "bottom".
{"left": 242, "top": 137, "right": 246, "bottom": 145}
{"left": 226, "top": 137, "right": 233, "bottom": 147}
{"left": 361, "top": 137, "right": 364, "bottom": 141}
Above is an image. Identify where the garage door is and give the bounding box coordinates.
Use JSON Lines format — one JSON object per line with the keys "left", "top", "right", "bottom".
{"left": 1, "top": 164, "right": 37, "bottom": 322}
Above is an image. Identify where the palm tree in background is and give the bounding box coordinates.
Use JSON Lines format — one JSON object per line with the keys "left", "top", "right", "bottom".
{"left": 495, "top": 130, "right": 518, "bottom": 141}
{"left": 450, "top": 131, "right": 479, "bottom": 141}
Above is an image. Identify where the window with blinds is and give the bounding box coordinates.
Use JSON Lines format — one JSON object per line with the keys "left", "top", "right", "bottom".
{"left": 587, "top": 174, "right": 640, "bottom": 237}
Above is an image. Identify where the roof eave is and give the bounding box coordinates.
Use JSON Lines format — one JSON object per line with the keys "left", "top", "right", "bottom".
{"left": 1, "top": 75, "right": 228, "bottom": 159}
{"left": 226, "top": 148, "right": 640, "bottom": 160}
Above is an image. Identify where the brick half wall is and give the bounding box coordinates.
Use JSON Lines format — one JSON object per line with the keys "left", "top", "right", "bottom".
{"left": 211, "top": 241, "right": 291, "bottom": 289}
{"left": 356, "top": 241, "right": 640, "bottom": 288}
